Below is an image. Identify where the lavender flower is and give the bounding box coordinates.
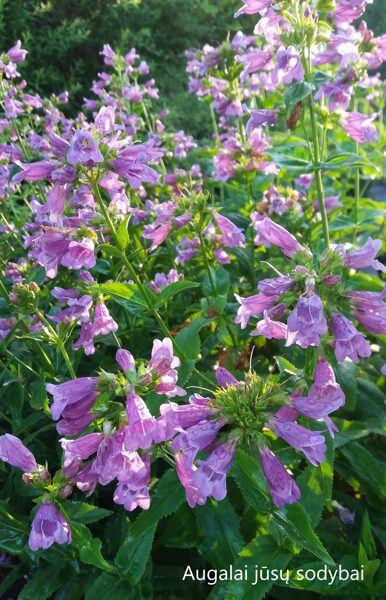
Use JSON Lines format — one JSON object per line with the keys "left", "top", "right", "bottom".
{"left": 331, "top": 313, "right": 371, "bottom": 362}
{"left": 29, "top": 501, "right": 72, "bottom": 551}
{"left": 234, "top": 0, "right": 272, "bottom": 17}
{"left": 344, "top": 238, "right": 386, "bottom": 273}
{"left": 253, "top": 217, "right": 308, "bottom": 257}
{"left": 235, "top": 293, "right": 279, "bottom": 329}
{"left": 286, "top": 292, "right": 328, "bottom": 348}
{"left": 260, "top": 448, "right": 301, "bottom": 508}
{"left": 291, "top": 359, "right": 345, "bottom": 437}
{"left": 67, "top": 131, "right": 104, "bottom": 165}
{"left": 0, "top": 434, "right": 37, "bottom": 472}
{"left": 269, "top": 414, "right": 326, "bottom": 466}
{"left": 342, "top": 111, "right": 379, "bottom": 143}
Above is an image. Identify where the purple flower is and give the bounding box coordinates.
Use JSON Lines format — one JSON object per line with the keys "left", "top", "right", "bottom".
{"left": 234, "top": 0, "right": 272, "bottom": 17}
{"left": 349, "top": 288, "right": 386, "bottom": 334}
{"left": 269, "top": 415, "right": 326, "bottom": 466}
{"left": 158, "top": 396, "right": 214, "bottom": 439}
{"left": 344, "top": 238, "right": 386, "bottom": 273}
{"left": 251, "top": 310, "right": 287, "bottom": 339}
{"left": 253, "top": 217, "right": 308, "bottom": 257}
{"left": 149, "top": 269, "right": 181, "bottom": 294}
{"left": 342, "top": 112, "right": 378, "bottom": 143}
{"left": 113, "top": 454, "right": 151, "bottom": 511}
{"left": 0, "top": 317, "right": 16, "bottom": 341}
{"left": 186, "top": 440, "right": 236, "bottom": 506}
{"left": 291, "top": 359, "right": 345, "bottom": 437}
{"left": 246, "top": 109, "right": 277, "bottom": 134}
{"left": 171, "top": 418, "right": 224, "bottom": 468}
{"left": 111, "top": 157, "right": 159, "bottom": 188}
{"left": 61, "top": 432, "right": 104, "bottom": 476}
{"left": 258, "top": 276, "right": 294, "bottom": 296}
{"left": 235, "top": 293, "right": 279, "bottom": 329}
{"left": 214, "top": 213, "right": 245, "bottom": 248}
{"left": 6, "top": 41, "right": 28, "bottom": 63}
{"left": 295, "top": 174, "right": 314, "bottom": 189}
{"left": 100, "top": 44, "right": 116, "bottom": 65}
{"left": 215, "top": 367, "right": 239, "bottom": 388}
{"left": 91, "top": 302, "right": 118, "bottom": 336}
{"left": 315, "top": 80, "right": 352, "bottom": 112}
{"left": 0, "top": 434, "right": 37, "bottom": 472}
{"left": 125, "top": 392, "right": 160, "bottom": 450}
{"left": 272, "top": 46, "right": 304, "bottom": 86}
{"left": 260, "top": 448, "right": 301, "bottom": 507}
{"left": 94, "top": 106, "right": 116, "bottom": 135}
{"left": 331, "top": 313, "right": 371, "bottom": 363}
{"left": 314, "top": 195, "right": 342, "bottom": 213}
{"left": 147, "top": 338, "right": 185, "bottom": 397}
{"left": 286, "top": 292, "right": 328, "bottom": 348}
{"left": 116, "top": 348, "right": 136, "bottom": 372}
{"left": 67, "top": 131, "right": 104, "bottom": 166}
{"left": 61, "top": 238, "right": 96, "bottom": 270}
{"left": 29, "top": 501, "right": 72, "bottom": 551}
{"left": 13, "top": 160, "right": 58, "bottom": 184}
{"left": 46, "top": 377, "right": 99, "bottom": 421}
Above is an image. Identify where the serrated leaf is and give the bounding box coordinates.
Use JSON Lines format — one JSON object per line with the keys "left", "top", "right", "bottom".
{"left": 224, "top": 535, "right": 292, "bottom": 600}
{"left": 155, "top": 280, "right": 199, "bottom": 307}
{"left": 115, "top": 523, "right": 156, "bottom": 583}
{"left": 231, "top": 449, "right": 272, "bottom": 513}
{"left": 98, "top": 244, "right": 123, "bottom": 258}
{"left": 72, "top": 523, "right": 114, "bottom": 572}
{"left": 128, "top": 470, "right": 185, "bottom": 538}
{"left": 63, "top": 501, "right": 112, "bottom": 525}
{"left": 85, "top": 573, "right": 133, "bottom": 600}
{"left": 195, "top": 498, "right": 244, "bottom": 569}
{"left": 272, "top": 503, "right": 334, "bottom": 565}
{"left": 18, "top": 566, "right": 65, "bottom": 600}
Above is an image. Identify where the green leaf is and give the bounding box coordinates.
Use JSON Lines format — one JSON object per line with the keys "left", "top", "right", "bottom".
{"left": 78, "top": 537, "right": 115, "bottom": 572}
{"left": 360, "top": 511, "right": 377, "bottom": 561}
{"left": 340, "top": 442, "right": 386, "bottom": 500}
{"left": 272, "top": 503, "right": 334, "bottom": 565}
{"left": 18, "top": 567, "right": 66, "bottom": 600}
{"left": 30, "top": 377, "right": 48, "bottom": 410}
{"left": 72, "top": 523, "right": 114, "bottom": 572}
{"left": 195, "top": 498, "right": 244, "bottom": 569}
{"left": 283, "top": 81, "right": 314, "bottom": 115}
{"left": 128, "top": 470, "right": 185, "bottom": 538}
{"left": 224, "top": 535, "right": 292, "bottom": 600}
{"left": 155, "top": 280, "right": 199, "bottom": 307}
{"left": 174, "top": 317, "right": 208, "bottom": 359}
{"left": 335, "top": 362, "right": 357, "bottom": 411}
{"left": 98, "top": 244, "right": 123, "bottom": 258}
{"left": 0, "top": 507, "right": 27, "bottom": 554}
{"left": 116, "top": 216, "right": 129, "bottom": 250}
{"left": 274, "top": 356, "right": 301, "bottom": 377}
{"left": 63, "top": 501, "right": 112, "bottom": 525}
{"left": 202, "top": 265, "right": 230, "bottom": 296}
{"left": 297, "top": 430, "right": 334, "bottom": 526}
{"left": 95, "top": 282, "right": 136, "bottom": 300}
{"left": 85, "top": 573, "right": 133, "bottom": 600}
{"left": 231, "top": 449, "right": 272, "bottom": 513}
{"left": 115, "top": 523, "right": 156, "bottom": 583}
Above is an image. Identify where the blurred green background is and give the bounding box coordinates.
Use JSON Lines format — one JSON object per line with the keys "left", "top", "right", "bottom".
{"left": 1, "top": 0, "right": 385, "bottom": 136}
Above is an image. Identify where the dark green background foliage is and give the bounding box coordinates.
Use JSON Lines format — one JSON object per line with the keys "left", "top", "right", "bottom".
{"left": 0, "top": 0, "right": 241, "bottom": 135}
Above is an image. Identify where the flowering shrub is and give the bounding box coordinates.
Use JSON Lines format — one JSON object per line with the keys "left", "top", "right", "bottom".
{"left": 0, "top": 1, "right": 385, "bottom": 598}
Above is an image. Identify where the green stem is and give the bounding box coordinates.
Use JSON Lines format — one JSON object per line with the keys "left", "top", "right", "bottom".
{"left": 197, "top": 228, "right": 238, "bottom": 349}
{"left": 36, "top": 311, "right": 76, "bottom": 379}
{"left": 352, "top": 140, "right": 360, "bottom": 243}
{"left": 92, "top": 178, "right": 215, "bottom": 388}
{"left": 304, "top": 49, "right": 330, "bottom": 249}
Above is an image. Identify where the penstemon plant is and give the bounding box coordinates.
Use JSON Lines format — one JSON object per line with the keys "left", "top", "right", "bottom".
{"left": 0, "top": 1, "right": 385, "bottom": 598}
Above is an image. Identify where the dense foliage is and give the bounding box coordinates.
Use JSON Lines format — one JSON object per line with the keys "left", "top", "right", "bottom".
{"left": 0, "top": 0, "right": 385, "bottom": 599}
